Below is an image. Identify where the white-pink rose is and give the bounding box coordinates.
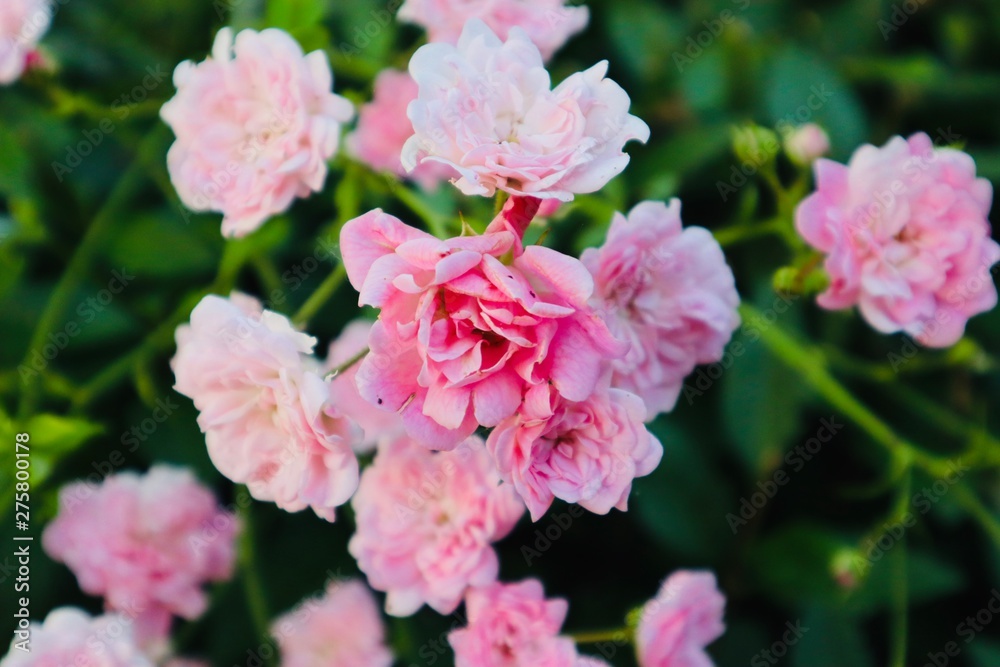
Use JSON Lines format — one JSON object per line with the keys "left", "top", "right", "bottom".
{"left": 272, "top": 579, "right": 393, "bottom": 667}
{"left": 161, "top": 28, "right": 354, "bottom": 237}
{"left": 349, "top": 435, "right": 524, "bottom": 616}
{"left": 0, "top": 0, "right": 50, "bottom": 85}
{"left": 581, "top": 200, "right": 741, "bottom": 416}
{"left": 402, "top": 20, "right": 649, "bottom": 201}
{"left": 635, "top": 571, "right": 726, "bottom": 667}
{"left": 172, "top": 293, "right": 360, "bottom": 521}
{"left": 0, "top": 608, "right": 153, "bottom": 667}
{"left": 397, "top": 0, "right": 588, "bottom": 62}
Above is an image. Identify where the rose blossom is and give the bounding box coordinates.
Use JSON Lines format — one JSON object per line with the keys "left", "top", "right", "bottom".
{"left": 487, "top": 380, "right": 662, "bottom": 521}
{"left": 402, "top": 20, "right": 649, "bottom": 201}
{"left": 0, "top": 608, "right": 153, "bottom": 667}
{"left": 449, "top": 580, "right": 607, "bottom": 667}
{"left": 41, "top": 467, "right": 237, "bottom": 644}
{"left": 0, "top": 0, "right": 50, "bottom": 85}
{"left": 397, "top": 0, "right": 588, "bottom": 62}
{"left": 172, "top": 292, "right": 360, "bottom": 520}
{"left": 635, "top": 571, "right": 726, "bottom": 667}
{"left": 349, "top": 436, "right": 524, "bottom": 616}
{"left": 326, "top": 318, "right": 405, "bottom": 453}
{"left": 340, "top": 199, "right": 626, "bottom": 449}
{"left": 581, "top": 200, "right": 740, "bottom": 415}
{"left": 347, "top": 69, "right": 454, "bottom": 190}
{"left": 161, "top": 27, "right": 354, "bottom": 238}
{"left": 796, "top": 132, "right": 1000, "bottom": 347}
{"left": 272, "top": 579, "right": 393, "bottom": 667}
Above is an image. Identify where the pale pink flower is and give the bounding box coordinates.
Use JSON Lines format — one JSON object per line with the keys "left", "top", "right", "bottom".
{"left": 172, "top": 292, "right": 360, "bottom": 520}
{"left": 397, "top": 0, "right": 588, "bottom": 62}
{"left": 783, "top": 123, "right": 829, "bottom": 166}
{"left": 487, "top": 381, "right": 662, "bottom": 521}
{"left": 340, "top": 200, "right": 626, "bottom": 449}
{"left": 635, "top": 571, "right": 726, "bottom": 667}
{"left": 347, "top": 69, "right": 454, "bottom": 190}
{"left": 402, "top": 20, "right": 649, "bottom": 201}
{"left": 581, "top": 200, "right": 740, "bottom": 415}
{"left": 1, "top": 608, "right": 153, "bottom": 667}
{"left": 796, "top": 132, "right": 1000, "bottom": 347}
{"left": 0, "top": 0, "right": 50, "bottom": 85}
{"left": 41, "top": 467, "right": 237, "bottom": 642}
{"left": 272, "top": 579, "right": 393, "bottom": 667}
{"left": 326, "top": 318, "right": 405, "bottom": 454}
{"left": 161, "top": 28, "right": 354, "bottom": 238}
{"left": 349, "top": 436, "right": 524, "bottom": 616}
{"left": 449, "top": 580, "right": 601, "bottom": 667}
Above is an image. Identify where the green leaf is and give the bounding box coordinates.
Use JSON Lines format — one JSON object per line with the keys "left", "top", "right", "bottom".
{"left": 265, "top": 0, "right": 326, "bottom": 31}
{"left": 632, "top": 420, "right": 736, "bottom": 564}
{"left": 108, "top": 213, "right": 220, "bottom": 279}
{"left": 792, "top": 606, "right": 874, "bottom": 667}
{"left": 844, "top": 550, "right": 964, "bottom": 616}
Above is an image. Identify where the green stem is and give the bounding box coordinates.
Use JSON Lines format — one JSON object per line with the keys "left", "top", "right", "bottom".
{"left": 570, "top": 627, "right": 632, "bottom": 644}
{"left": 292, "top": 263, "right": 347, "bottom": 326}
{"left": 394, "top": 185, "right": 449, "bottom": 238}
{"left": 237, "top": 492, "right": 273, "bottom": 651}
{"left": 952, "top": 484, "right": 1000, "bottom": 552}
{"left": 713, "top": 218, "right": 785, "bottom": 248}
{"left": 739, "top": 304, "right": 952, "bottom": 478}
{"left": 889, "top": 471, "right": 911, "bottom": 667}
{"left": 18, "top": 128, "right": 167, "bottom": 418}
{"left": 328, "top": 347, "right": 369, "bottom": 378}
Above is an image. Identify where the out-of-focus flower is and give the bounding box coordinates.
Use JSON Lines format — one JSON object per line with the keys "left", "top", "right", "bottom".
{"left": 0, "top": 608, "right": 153, "bottom": 667}
{"left": 326, "top": 318, "right": 405, "bottom": 454}
{"left": 783, "top": 123, "right": 830, "bottom": 166}
{"left": 397, "top": 0, "right": 588, "bottom": 62}
{"left": 487, "top": 382, "right": 662, "bottom": 521}
{"left": 161, "top": 28, "right": 354, "bottom": 237}
{"left": 581, "top": 200, "right": 741, "bottom": 416}
{"left": 0, "top": 0, "right": 51, "bottom": 85}
{"left": 796, "top": 132, "right": 1000, "bottom": 347}
{"left": 340, "top": 204, "right": 625, "bottom": 449}
{"left": 172, "top": 292, "right": 359, "bottom": 520}
{"left": 347, "top": 69, "right": 454, "bottom": 190}
{"left": 449, "top": 579, "right": 603, "bottom": 667}
{"left": 402, "top": 20, "right": 649, "bottom": 202}
{"left": 272, "top": 579, "right": 393, "bottom": 667}
{"left": 349, "top": 436, "right": 524, "bottom": 616}
{"left": 635, "top": 570, "right": 726, "bottom": 667}
{"left": 41, "top": 467, "right": 237, "bottom": 644}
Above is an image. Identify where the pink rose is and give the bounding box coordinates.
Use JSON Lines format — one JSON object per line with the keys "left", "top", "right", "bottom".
{"left": 349, "top": 436, "right": 524, "bottom": 616}
{"left": 0, "top": 0, "right": 50, "bottom": 85}
{"left": 172, "top": 293, "right": 360, "bottom": 520}
{"left": 347, "top": 69, "right": 454, "bottom": 190}
{"left": 796, "top": 132, "right": 1000, "bottom": 347}
{"left": 326, "top": 318, "right": 406, "bottom": 453}
{"left": 397, "top": 0, "right": 588, "bottom": 62}
{"left": 402, "top": 20, "right": 649, "bottom": 201}
{"left": 41, "top": 467, "right": 237, "bottom": 643}
{"left": 340, "top": 200, "right": 626, "bottom": 449}
{"left": 635, "top": 571, "right": 726, "bottom": 667}
{"left": 581, "top": 200, "right": 740, "bottom": 415}
{"left": 487, "top": 381, "right": 662, "bottom": 521}
{"left": 0, "top": 608, "right": 153, "bottom": 667}
{"left": 449, "top": 580, "right": 603, "bottom": 667}
{"left": 161, "top": 28, "right": 354, "bottom": 237}
{"left": 272, "top": 579, "right": 393, "bottom": 667}
{"left": 782, "top": 123, "right": 829, "bottom": 166}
